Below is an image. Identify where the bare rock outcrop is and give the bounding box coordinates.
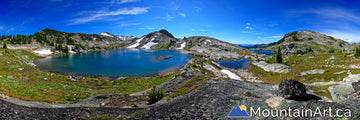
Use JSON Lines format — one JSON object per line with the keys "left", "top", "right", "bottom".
{"left": 252, "top": 61, "right": 290, "bottom": 73}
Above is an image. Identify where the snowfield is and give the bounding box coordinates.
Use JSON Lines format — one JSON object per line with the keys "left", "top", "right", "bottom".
{"left": 221, "top": 69, "right": 242, "bottom": 80}
{"left": 141, "top": 38, "right": 158, "bottom": 49}
{"left": 33, "top": 49, "right": 53, "bottom": 55}
{"left": 69, "top": 50, "right": 76, "bottom": 54}
{"left": 100, "top": 32, "right": 113, "bottom": 37}
{"left": 127, "top": 37, "right": 143, "bottom": 48}
{"left": 176, "top": 42, "right": 186, "bottom": 50}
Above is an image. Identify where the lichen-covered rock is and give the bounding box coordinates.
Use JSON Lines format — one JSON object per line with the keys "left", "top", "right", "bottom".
{"left": 353, "top": 82, "right": 360, "bottom": 92}
{"left": 279, "top": 79, "right": 306, "bottom": 99}
{"left": 300, "top": 69, "right": 325, "bottom": 76}
{"left": 252, "top": 61, "right": 290, "bottom": 73}
{"left": 328, "top": 84, "right": 355, "bottom": 102}
{"left": 343, "top": 74, "right": 360, "bottom": 82}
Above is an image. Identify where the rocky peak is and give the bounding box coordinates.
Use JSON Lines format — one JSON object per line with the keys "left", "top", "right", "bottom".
{"left": 265, "top": 30, "right": 354, "bottom": 54}
{"left": 158, "top": 29, "right": 175, "bottom": 38}
{"left": 277, "top": 30, "right": 340, "bottom": 44}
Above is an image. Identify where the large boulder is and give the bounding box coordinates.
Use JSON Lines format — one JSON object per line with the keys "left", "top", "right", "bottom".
{"left": 279, "top": 79, "right": 306, "bottom": 99}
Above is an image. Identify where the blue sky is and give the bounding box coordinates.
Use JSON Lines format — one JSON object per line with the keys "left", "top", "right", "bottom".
{"left": 1, "top": 0, "right": 360, "bottom": 44}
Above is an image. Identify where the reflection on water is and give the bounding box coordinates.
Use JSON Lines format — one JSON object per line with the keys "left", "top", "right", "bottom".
{"left": 218, "top": 58, "right": 250, "bottom": 70}
{"left": 35, "top": 49, "right": 192, "bottom": 77}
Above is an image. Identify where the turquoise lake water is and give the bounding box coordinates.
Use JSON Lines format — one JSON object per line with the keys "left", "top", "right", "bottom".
{"left": 35, "top": 49, "right": 192, "bottom": 77}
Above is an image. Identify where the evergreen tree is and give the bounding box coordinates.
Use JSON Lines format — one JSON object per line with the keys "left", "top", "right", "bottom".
{"left": 63, "top": 45, "right": 69, "bottom": 53}
{"left": 57, "top": 44, "right": 63, "bottom": 52}
{"left": 355, "top": 46, "right": 360, "bottom": 57}
{"left": 3, "top": 43, "right": 7, "bottom": 49}
{"left": 276, "top": 46, "right": 283, "bottom": 63}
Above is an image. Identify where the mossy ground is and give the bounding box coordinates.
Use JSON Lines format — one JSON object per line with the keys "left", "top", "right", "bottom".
{"left": 0, "top": 49, "right": 179, "bottom": 103}
{"left": 169, "top": 58, "right": 216, "bottom": 98}
{"left": 308, "top": 84, "right": 338, "bottom": 101}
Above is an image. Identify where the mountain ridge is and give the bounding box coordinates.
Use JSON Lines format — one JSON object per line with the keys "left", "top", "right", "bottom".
{"left": 261, "top": 30, "right": 355, "bottom": 54}
{"left": 0, "top": 28, "right": 249, "bottom": 60}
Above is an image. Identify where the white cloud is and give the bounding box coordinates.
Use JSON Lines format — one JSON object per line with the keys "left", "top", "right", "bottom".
{"left": 198, "top": 24, "right": 212, "bottom": 27}
{"left": 270, "top": 36, "right": 283, "bottom": 39}
{"left": 161, "top": 14, "right": 174, "bottom": 21}
{"left": 191, "top": 29, "right": 209, "bottom": 32}
{"left": 194, "top": 6, "right": 201, "bottom": 12}
{"left": 179, "top": 13, "right": 186, "bottom": 17}
{"left": 241, "top": 31, "right": 254, "bottom": 33}
{"left": 245, "top": 26, "right": 254, "bottom": 30}
{"left": 0, "top": 26, "right": 4, "bottom": 30}
{"left": 119, "top": 22, "right": 140, "bottom": 27}
{"left": 69, "top": 7, "right": 148, "bottom": 25}
{"left": 49, "top": 0, "right": 64, "bottom": 2}
{"left": 324, "top": 31, "right": 360, "bottom": 43}
{"left": 301, "top": 8, "right": 360, "bottom": 23}
{"left": 199, "top": 29, "right": 208, "bottom": 31}
{"left": 112, "top": 0, "right": 140, "bottom": 4}
{"left": 291, "top": 8, "right": 360, "bottom": 43}
{"left": 138, "top": 26, "right": 161, "bottom": 30}
{"left": 246, "top": 23, "right": 251, "bottom": 25}
{"left": 170, "top": 1, "right": 181, "bottom": 11}
{"left": 268, "top": 23, "right": 278, "bottom": 27}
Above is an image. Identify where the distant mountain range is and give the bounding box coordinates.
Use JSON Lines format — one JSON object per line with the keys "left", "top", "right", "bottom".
{"left": 0, "top": 28, "right": 248, "bottom": 59}
{"left": 2, "top": 29, "right": 353, "bottom": 56}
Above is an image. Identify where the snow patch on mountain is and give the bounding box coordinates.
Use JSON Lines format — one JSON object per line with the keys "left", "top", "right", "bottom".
{"left": 100, "top": 32, "right": 114, "bottom": 37}
{"left": 127, "top": 37, "right": 143, "bottom": 48}
{"left": 117, "top": 35, "right": 134, "bottom": 41}
{"left": 176, "top": 42, "right": 186, "bottom": 50}
{"left": 33, "top": 49, "right": 53, "bottom": 55}
{"left": 221, "top": 69, "right": 242, "bottom": 80}
{"left": 141, "top": 38, "right": 158, "bottom": 49}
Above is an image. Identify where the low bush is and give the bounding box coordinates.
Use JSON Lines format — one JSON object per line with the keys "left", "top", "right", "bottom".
{"left": 148, "top": 86, "right": 164, "bottom": 104}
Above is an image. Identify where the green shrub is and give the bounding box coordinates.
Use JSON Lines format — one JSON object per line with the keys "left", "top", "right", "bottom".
{"left": 147, "top": 86, "right": 164, "bottom": 104}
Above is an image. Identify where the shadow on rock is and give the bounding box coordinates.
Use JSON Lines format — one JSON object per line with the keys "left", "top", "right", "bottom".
{"left": 279, "top": 79, "right": 322, "bottom": 101}
{"left": 287, "top": 94, "right": 322, "bottom": 101}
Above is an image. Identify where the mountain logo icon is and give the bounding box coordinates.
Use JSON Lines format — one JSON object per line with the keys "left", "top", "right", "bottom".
{"left": 228, "top": 105, "right": 250, "bottom": 117}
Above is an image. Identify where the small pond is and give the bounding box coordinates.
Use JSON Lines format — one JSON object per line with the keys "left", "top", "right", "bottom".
{"left": 250, "top": 49, "right": 275, "bottom": 55}
{"left": 217, "top": 58, "right": 251, "bottom": 70}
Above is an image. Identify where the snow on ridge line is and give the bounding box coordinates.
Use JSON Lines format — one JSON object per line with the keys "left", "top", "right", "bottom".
{"left": 100, "top": 32, "right": 114, "bottom": 37}
{"left": 176, "top": 42, "right": 186, "bottom": 50}
{"left": 127, "top": 37, "right": 143, "bottom": 48}
{"left": 33, "top": 49, "right": 53, "bottom": 55}
{"left": 220, "top": 69, "right": 241, "bottom": 80}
